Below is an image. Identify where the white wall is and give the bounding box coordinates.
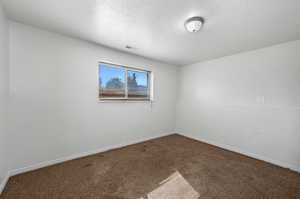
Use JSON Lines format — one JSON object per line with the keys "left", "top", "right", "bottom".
{"left": 8, "top": 21, "right": 178, "bottom": 172}
{"left": 5, "top": 16, "right": 300, "bottom": 178}
{"left": 176, "top": 40, "right": 300, "bottom": 172}
{"left": 0, "top": 0, "right": 9, "bottom": 182}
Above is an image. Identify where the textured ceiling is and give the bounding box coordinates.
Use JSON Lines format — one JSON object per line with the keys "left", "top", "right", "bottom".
{"left": 3, "top": 0, "right": 300, "bottom": 66}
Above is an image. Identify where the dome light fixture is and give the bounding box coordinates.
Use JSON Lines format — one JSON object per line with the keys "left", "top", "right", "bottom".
{"left": 184, "top": 16, "right": 205, "bottom": 33}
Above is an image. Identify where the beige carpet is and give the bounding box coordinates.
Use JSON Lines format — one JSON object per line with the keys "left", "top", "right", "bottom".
{"left": 1, "top": 134, "right": 300, "bottom": 199}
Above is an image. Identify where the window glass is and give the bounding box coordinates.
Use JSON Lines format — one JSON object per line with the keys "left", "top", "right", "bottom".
{"left": 98, "top": 63, "right": 151, "bottom": 100}
{"left": 99, "top": 65, "right": 125, "bottom": 98}
{"left": 127, "top": 70, "right": 150, "bottom": 99}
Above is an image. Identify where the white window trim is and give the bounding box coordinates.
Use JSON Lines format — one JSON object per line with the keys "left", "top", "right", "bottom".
{"left": 98, "top": 61, "right": 154, "bottom": 102}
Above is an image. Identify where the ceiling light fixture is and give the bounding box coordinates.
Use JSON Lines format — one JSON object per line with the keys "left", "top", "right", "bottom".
{"left": 184, "top": 16, "right": 204, "bottom": 33}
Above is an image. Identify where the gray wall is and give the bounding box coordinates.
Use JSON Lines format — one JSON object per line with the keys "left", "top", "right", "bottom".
{"left": 176, "top": 40, "right": 300, "bottom": 172}
{"left": 0, "top": 0, "right": 9, "bottom": 182}
{"left": 8, "top": 21, "right": 178, "bottom": 172}
{"left": 3, "top": 14, "right": 300, "bottom": 180}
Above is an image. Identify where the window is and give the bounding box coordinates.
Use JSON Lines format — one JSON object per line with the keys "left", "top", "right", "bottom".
{"left": 99, "top": 62, "right": 152, "bottom": 100}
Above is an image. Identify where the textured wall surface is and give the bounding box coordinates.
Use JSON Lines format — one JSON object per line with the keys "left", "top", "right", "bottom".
{"left": 8, "top": 21, "right": 178, "bottom": 172}
{"left": 177, "top": 40, "right": 300, "bottom": 171}
{"left": 0, "top": 0, "right": 9, "bottom": 182}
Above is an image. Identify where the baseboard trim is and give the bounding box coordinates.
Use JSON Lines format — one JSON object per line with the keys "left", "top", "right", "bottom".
{"left": 4, "top": 131, "right": 298, "bottom": 195}
{"left": 9, "top": 132, "right": 175, "bottom": 177}
{"left": 176, "top": 132, "right": 300, "bottom": 173}
{"left": 0, "top": 172, "right": 9, "bottom": 195}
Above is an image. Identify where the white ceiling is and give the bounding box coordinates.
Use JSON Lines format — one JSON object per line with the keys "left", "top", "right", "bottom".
{"left": 3, "top": 0, "right": 300, "bottom": 66}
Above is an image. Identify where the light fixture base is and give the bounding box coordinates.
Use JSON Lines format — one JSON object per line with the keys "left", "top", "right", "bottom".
{"left": 184, "top": 16, "right": 205, "bottom": 33}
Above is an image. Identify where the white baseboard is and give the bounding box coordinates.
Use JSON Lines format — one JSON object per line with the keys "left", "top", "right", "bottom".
{"left": 3, "top": 131, "right": 298, "bottom": 195}
{"left": 0, "top": 172, "right": 9, "bottom": 195}
{"left": 9, "top": 132, "right": 175, "bottom": 177}
{"left": 176, "top": 132, "right": 300, "bottom": 173}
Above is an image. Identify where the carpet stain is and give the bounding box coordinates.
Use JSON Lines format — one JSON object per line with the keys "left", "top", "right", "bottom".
{"left": 82, "top": 163, "right": 93, "bottom": 168}
{"left": 1, "top": 134, "right": 300, "bottom": 199}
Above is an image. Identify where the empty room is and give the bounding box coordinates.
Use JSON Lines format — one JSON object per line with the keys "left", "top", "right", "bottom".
{"left": 0, "top": 0, "right": 300, "bottom": 198}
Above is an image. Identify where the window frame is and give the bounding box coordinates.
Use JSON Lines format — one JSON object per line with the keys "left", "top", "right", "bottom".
{"left": 98, "top": 61, "right": 153, "bottom": 101}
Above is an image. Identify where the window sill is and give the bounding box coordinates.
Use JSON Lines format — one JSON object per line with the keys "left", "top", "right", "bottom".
{"left": 98, "top": 99, "right": 154, "bottom": 103}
